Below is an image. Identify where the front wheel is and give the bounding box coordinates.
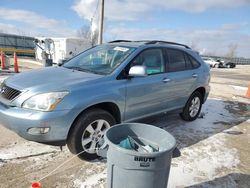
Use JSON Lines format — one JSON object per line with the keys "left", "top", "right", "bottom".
{"left": 180, "top": 91, "right": 203, "bottom": 121}
{"left": 67, "top": 108, "right": 116, "bottom": 160}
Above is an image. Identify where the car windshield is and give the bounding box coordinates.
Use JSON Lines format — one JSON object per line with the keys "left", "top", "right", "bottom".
{"left": 63, "top": 45, "right": 136, "bottom": 75}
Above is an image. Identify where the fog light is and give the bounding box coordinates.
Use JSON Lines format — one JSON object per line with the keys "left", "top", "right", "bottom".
{"left": 28, "top": 127, "right": 50, "bottom": 135}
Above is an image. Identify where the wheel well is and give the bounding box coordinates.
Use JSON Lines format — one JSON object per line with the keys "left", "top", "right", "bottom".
{"left": 67, "top": 102, "right": 121, "bottom": 141}
{"left": 89, "top": 102, "right": 121, "bottom": 123}
{"left": 194, "top": 87, "right": 206, "bottom": 103}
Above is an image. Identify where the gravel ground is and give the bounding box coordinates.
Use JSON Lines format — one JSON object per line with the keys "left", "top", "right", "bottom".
{"left": 0, "top": 64, "right": 249, "bottom": 188}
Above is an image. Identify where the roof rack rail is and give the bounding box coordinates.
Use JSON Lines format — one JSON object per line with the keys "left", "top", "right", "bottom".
{"left": 108, "top": 40, "right": 132, "bottom": 43}
{"left": 145, "top": 40, "right": 191, "bottom": 49}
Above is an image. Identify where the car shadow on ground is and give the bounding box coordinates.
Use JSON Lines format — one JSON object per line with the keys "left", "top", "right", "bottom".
{"left": 136, "top": 98, "right": 250, "bottom": 150}
{"left": 186, "top": 173, "right": 250, "bottom": 188}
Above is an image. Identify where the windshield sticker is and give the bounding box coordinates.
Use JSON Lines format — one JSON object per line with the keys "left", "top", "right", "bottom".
{"left": 113, "top": 47, "right": 129, "bottom": 52}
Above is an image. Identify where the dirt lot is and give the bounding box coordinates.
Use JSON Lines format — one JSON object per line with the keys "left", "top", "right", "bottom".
{"left": 0, "top": 64, "right": 250, "bottom": 188}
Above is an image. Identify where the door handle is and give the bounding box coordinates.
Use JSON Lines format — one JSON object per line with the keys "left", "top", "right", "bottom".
{"left": 162, "top": 78, "right": 171, "bottom": 83}
{"left": 192, "top": 73, "right": 198, "bottom": 78}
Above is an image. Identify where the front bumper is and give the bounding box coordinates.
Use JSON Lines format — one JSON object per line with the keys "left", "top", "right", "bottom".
{"left": 0, "top": 102, "right": 77, "bottom": 145}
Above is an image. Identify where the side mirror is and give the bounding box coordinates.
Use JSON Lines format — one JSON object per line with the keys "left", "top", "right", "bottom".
{"left": 58, "top": 61, "right": 64, "bottom": 66}
{"left": 128, "top": 66, "right": 147, "bottom": 77}
{"left": 58, "top": 59, "right": 68, "bottom": 66}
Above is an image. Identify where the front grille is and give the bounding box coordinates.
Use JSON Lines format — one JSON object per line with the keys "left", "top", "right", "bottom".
{"left": 0, "top": 83, "right": 21, "bottom": 100}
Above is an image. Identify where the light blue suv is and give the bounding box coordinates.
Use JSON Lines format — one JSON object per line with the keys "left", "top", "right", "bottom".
{"left": 0, "top": 40, "right": 210, "bottom": 160}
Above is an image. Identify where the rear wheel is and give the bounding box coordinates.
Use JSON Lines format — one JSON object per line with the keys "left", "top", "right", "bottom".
{"left": 180, "top": 91, "right": 202, "bottom": 121}
{"left": 67, "top": 108, "right": 116, "bottom": 160}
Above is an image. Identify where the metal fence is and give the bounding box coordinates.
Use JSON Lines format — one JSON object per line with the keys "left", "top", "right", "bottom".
{"left": 0, "top": 33, "right": 35, "bottom": 57}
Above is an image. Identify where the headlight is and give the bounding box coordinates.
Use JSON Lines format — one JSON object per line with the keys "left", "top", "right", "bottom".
{"left": 0, "top": 78, "right": 6, "bottom": 86}
{"left": 22, "top": 91, "right": 69, "bottom": 111}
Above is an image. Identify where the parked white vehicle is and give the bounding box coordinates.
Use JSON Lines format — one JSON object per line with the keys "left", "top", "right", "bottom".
{"left": 35, "top": 37, "right": 91, "bottom": 64}
{"left": 202, "top": 57, "right": 218, "bottom": 68}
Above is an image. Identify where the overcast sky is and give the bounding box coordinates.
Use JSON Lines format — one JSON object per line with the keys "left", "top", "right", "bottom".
{"left": 0, "top": 0, "right": 250, "bottom": 58}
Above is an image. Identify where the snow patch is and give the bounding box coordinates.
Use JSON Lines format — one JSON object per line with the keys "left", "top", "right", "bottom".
{"left": 74, "top": 170, "right": 106, "bottom": 188}
{"left": 0, "top": 141, "right": 59, "bottom": 161}
{"left": 158, "top": 98, "right": 236, "bottom": 148}
{"left": 157, "top": 99, "right": 241, "bottom": 187}
{"left": 168, "top": 135, "right": 239, "bottom": 187}
{"left": 230, "top": 85, "right": 248, "bottom": 91}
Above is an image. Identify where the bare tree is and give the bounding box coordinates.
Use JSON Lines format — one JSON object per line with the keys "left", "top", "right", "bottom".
{"left": 77, "top": 25, "right": 90, "bottom": 40}
{"left": 77, "top": 25, "right": 98, "bottom": 46}
{"left": 90, "top": 30, "right": 98, "bottom": 46}
{"left": 226, "top": 44, "right": 238, "bottom": 60}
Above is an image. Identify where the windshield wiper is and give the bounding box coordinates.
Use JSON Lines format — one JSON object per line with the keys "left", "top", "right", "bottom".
{"left": 65, "top": 66, "right": 101, "bottom": 74}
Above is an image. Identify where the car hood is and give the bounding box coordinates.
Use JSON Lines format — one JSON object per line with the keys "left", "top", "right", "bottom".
{"left": 5, "top": 66, "right": 104, "bottom": 91}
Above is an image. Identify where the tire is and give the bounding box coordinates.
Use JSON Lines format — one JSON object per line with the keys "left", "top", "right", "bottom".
{"left": 226, "top": 64, "right": 231, "bottom": 68}
{"left": 214, "top": 64, "right": 219, "bottom": 68}
{"left": 180, "top": 91, "right": 203, "bottom": 121}
{"left": 67, "top": 108, "right": 116, "bottom": 160}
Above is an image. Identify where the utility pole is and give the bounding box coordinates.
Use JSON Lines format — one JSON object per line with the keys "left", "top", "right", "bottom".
{"left": 98, "top": 0, "right": 104, "bottom": 44}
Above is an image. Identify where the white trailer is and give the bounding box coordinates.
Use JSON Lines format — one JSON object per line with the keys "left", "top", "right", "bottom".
{"left": 35, "top": 37, "right": 91, "bottom": 64}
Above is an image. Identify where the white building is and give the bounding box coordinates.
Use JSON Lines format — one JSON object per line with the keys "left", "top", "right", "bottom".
{"left": 35, "top": 37, "right": 91, "bottom": 64}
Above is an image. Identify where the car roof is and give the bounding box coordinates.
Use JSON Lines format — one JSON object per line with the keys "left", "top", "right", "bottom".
{"left": 105, "top": 40, "right": 192, "bottom": 51}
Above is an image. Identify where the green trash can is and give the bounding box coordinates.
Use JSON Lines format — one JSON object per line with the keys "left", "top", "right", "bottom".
{"left": 98, "top": 123, "right": 177, "bottom": 188}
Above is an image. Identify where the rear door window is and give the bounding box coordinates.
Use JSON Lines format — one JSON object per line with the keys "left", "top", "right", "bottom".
{"left": 166, "top": 49, "right": 200, "bottom": 72}
{"left": 167, "top": 49, "right": 186, "bottom": 72}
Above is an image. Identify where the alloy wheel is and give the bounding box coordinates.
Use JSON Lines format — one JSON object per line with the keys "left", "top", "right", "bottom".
{"left": 81, "top": 119, "right": 110, "bottom": 154}
{"left": 189, "top": 97, "right": 201, "bottom": 117}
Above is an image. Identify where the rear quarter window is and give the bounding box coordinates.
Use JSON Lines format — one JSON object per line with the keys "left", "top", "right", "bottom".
{"left": 188, "top": 55, "right": 201, "bottom": 69}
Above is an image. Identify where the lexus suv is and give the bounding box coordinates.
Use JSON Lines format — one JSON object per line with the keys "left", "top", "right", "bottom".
{"left": 0, "top": 40, "right": 210, "bottom": 160}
